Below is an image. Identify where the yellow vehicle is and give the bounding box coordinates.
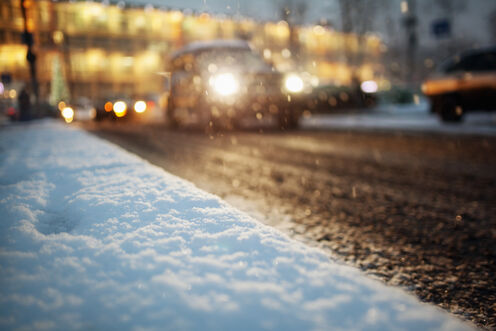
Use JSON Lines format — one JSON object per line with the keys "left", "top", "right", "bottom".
{"left": 422, "top": 47, "right": 496, "bottom": 122}
{"left": 166, "top": 40, "right": 307, "bottom": 130}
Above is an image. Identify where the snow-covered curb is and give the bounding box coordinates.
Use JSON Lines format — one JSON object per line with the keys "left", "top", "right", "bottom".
{"left": 0, "top": 121, "right": 472, "bottom": 330}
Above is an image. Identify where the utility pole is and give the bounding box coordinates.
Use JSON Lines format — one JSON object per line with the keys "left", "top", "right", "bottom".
{"left": 338, "top": 0, "right": 355, "bottom": 78}
{"left": 402, "top": 0, "right": 418, "bottom": 84}
{"left": 280, "top": 0, "right": 306, "bottom": 61}
{"left": 20, "top": 0, "right": 39, "bottom": 113}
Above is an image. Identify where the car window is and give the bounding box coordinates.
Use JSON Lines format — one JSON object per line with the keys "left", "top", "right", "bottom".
{"left": 442, "top": 57, "right": 462, "bottom": 73}
{"left": 467, "top": 52, "right": 496, "bottom": 71}
{"left": 172, "top": 54, "right": 195, "bottom": 72}
{"left": 196, "top": 49, "right": 272, "bottom": 72}
{"left": 444, "top": 52, "right": 496, "bottom": 73}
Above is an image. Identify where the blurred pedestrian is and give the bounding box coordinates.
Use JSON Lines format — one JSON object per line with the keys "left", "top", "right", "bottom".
{"left": 18, "top": 86, "right": 31, "bottom": 121}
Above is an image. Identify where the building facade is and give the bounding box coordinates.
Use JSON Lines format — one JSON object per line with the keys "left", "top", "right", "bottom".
{"left": 0, "top": 0, "right": 384, "bottom": 103}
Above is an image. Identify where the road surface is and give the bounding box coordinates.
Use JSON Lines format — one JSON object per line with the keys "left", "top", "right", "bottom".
{"left": 84, "top": 121, "right": 496, "bottom": 329}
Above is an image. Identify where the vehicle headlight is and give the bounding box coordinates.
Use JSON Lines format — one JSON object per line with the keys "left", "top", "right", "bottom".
{"left": 134, "top": 100, "right": 147, "bottom": 113}
{"left": 360, "top": 80, "right": 378, "bottom": 94}
{"left": 61, "top": 107, "right": 74, "bottom": 123}
{"left": 285, "top": 74, "right": 304, "bottom": 93}
{"left": 113, "top": 100, "right": 127, "bottom": 117}
{"left": 210, "top": 73, "right": 239, "bottom": 96}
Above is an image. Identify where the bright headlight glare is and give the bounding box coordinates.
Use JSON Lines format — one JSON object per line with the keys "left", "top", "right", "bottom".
{"left": 113, "top": 101, "right": 127, "bottom": 117}
{"left": 285, "top": 74, "right": 304, "bottom": 93}
{"left": 61, "top": 107, "right": 74, "bottom": 123}
{"left": 134, "top": 100, "right": 147, "bottom": 113}
{"left": 211, "top": 73, "right": 239, "bottom": 96}
{"left": 360, "top": 80, "right": 378, "bottom": 93}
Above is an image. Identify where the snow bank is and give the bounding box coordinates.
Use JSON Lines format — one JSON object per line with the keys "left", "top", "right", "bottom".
{"left": 0, "top": 121, "right": 471, "bottom": 330}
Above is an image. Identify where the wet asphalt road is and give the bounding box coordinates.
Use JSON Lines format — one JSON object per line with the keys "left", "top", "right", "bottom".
{"left": 83, "top": 121, "right": 496, "bottom": 329}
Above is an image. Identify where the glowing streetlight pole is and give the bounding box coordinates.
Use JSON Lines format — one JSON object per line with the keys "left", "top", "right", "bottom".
{"left": 20, "top": 0, "right": 39, "bottom": 113}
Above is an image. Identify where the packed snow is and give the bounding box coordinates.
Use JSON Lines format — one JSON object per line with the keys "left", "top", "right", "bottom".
{"left": 0, "top": 121, "right": 472, "bottom": 330}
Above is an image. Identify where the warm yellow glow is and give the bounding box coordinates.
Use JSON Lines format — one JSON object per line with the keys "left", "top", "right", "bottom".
{"left": 312, "top": 25, "right": 325, "bottom": 35}
{"left": 0, "top": 2, "right": 386, "bottom": 101}
{"left": 134, "top": 15, "right": 146, "bottom": 29}
{"left": 134, "top": 100, "right": 146, "bottom": 113}
{"left": 104, "top": 101, "right": 113, "bottom": 112}
{"left": 22, "top": 0, "right": 32, "bottom": 9}
{"left": 62, "top": 107, "right": 74, "bottom": 123}
{"left": 263, "top": 20, "right": 290, "bottom": 44}
{"left": 199, "top": 13, "right": 211, "bottom": 21}
{"left": 26, "top": 19, "right": 35, "bottom": 33}
{"left": 285, "top": 74, "right": 304, "bottom": 93}
{"left": 0, "top": 45, "right": 28, "bottom": 70}
{"left": 89, "top": 108, "right": 97, "bottom": 119}
{"left": 89, "top": 3, "right": 103, "bottom": 17}
{"left": 134, "top": 52, "right": 159, "bottom": 74}
{"left": 9, "top": 89, "right": 17, "bottom": 99}
{"left": 113, "top": 101, "right": 127, "bottom": 117}
{"left": 281, "top": 48, "right": 291, "bottom": 59}
{"left": 53, "top": 30, "right": 64, "bottom": 44}
{"left": 169, "top": 11, "right": 184, "bottom": 24}
{"left": 58, "top": 101, "right": 66, "bottom": 111}
{"left": 210, "top": 73, "right": 239, "bottom": 96}
{"left": 82, "top": 2, "right": 105, "bottom": 22}
{"left": 263, "top": 49, "right": 272, "bottom": 60}
{"left": 86, "top": 49, "right": 105, "bottom": 71}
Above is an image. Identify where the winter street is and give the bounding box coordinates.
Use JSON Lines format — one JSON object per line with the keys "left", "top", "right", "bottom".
{"left": 2, "top": 0, "right": 496, "bottom": 328}
{"left": 84, "top": 111, "right": 496, "bottom": 328}
{"left": 0, "top": 120, "right": 476, "bottom": 330}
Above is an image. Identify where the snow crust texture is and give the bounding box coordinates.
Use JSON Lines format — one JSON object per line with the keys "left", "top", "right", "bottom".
{"left": 0, "top": 121, "right": 472, "bottom": 330}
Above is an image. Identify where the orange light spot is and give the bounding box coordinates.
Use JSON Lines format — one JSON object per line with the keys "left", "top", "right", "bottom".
{"left": 58, "top": 101, "right": 66, "bottom": 111}
{"left": 23, "top": 0, "right": 32, "bottom": 9}
{"left": 104, "top": 101, "right": 113, "bottom": 112}
{"left": 26, "top": 19, "right": 34, "bottom": 32}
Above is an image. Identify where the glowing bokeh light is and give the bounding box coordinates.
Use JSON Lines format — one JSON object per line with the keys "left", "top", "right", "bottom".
{"left": 285, "top": 74, "right": 304, "bottom": 93}
{"left": 58, "top": 101, "right": 66, "bottom": 111}
{"left": 360, "top": 80, "right": 378, "bottom": 93}
{"left": 113, "top": 101, "right": 127, "bottom": 117}
{"left": 211, "top": 73, "right": 239, "bottom": 96}
{"left": 61, "top": 107, "right": 74, "bottom": 123}
{"left": 134, "top": 100, "right": 147, "bottom": 113}
{"left": 104, "top": 101, "right": 113, "bottom": 112}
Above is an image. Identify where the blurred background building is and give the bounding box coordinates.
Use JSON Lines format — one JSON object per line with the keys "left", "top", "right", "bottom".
{"left": 0, "top": 0, "right": 384, "bottom": 104}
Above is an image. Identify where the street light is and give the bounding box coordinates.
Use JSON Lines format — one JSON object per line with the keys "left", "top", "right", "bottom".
{"left": 20, "top": 0, "right": 39, "bottom": 114}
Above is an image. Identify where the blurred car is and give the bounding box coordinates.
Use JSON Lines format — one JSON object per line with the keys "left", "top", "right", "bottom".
{"left": 72, "top": 97, "right": 96, "bottom": 121}
{"left": 422, "top": 46, "right": 496, "bottom": 122}
{"left": 166, "top": 40, "right": 307, "bottom": 130}
{"left": 94, "top": 96, "right": 153, "bottom": 122}
{"left": 308, "top": 81, "right": 378, "bottom": 113}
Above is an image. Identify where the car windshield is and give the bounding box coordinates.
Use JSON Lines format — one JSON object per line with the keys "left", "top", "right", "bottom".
{"left": 196, "top": 49, "right": 272, "bottom": 72}
{"left": 441, "top": 51, "right": 496, "bottom": 73}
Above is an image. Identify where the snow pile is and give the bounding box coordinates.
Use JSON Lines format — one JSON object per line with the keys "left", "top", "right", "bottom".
{"left": 0, "top": 121, "right": 471, "bottom": 330}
